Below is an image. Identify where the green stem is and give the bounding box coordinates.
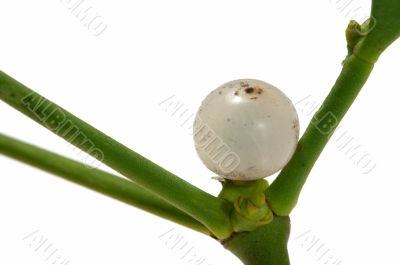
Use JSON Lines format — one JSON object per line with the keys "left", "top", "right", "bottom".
{"left": 0, "top": 71, "right": 233, "bottom": 239}
{"left": 0, "top": 133, "right": 210, "bottom": 235}
{"left": 266, "top": 54, "right": 375, "bottom": 216}
{"left": 223, "top": 216, "right": 291, "bottom": 265}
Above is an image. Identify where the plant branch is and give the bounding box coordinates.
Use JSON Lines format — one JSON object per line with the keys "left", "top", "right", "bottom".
{"left": 0, "top": 72, "right": 233, "bottom": 239}
{"left": 0, "top": 133, "right": 211, "bottom": 235}
{"left": 266, "top": 0, "right": 400, "bottom": 217}
{"left": 266, "top": 54, "right": 375, "bottom": 216}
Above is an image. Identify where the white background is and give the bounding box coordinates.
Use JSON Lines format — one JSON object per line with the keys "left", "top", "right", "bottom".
{"left": 1, "top": 0, "right": 400, "bottom": 264}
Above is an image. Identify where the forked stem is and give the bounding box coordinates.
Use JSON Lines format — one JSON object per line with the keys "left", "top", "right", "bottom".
{"left": 0, "top": 72, "right": 233, "bottom": 239}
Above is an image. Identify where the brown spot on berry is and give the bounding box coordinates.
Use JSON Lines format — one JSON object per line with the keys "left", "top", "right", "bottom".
{"left": 244, "top": 86, "right": 263, "bottom": 95}
{"left": 245, "top": 87, "right": 255, "bottom": 94}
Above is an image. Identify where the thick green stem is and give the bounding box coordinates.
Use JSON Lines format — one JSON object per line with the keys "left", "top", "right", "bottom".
{"left": 0, "top": 133, "right": 210, "bottom": 235}
{"left": 354, "top": 0, "right": 400, "bottom": 64}
{"left": 223, "top": 216, "right": 291, "bottom": 265}
{"left": 266, "top": 54, "right": 375, "bottom": 216}
{"left": 0, "top": 71, "right": 233, "bottom": 239}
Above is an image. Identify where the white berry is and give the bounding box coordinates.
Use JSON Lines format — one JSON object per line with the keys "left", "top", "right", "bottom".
{"left": 193, "top": 79, "right": 299, "bottom": 181}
